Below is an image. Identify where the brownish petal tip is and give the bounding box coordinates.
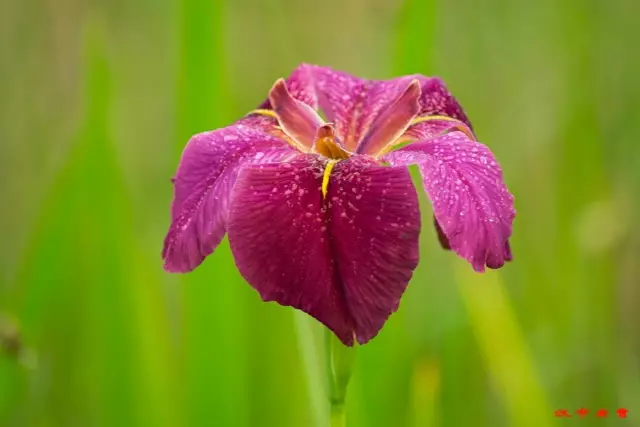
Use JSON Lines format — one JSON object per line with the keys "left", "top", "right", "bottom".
{"left": 268, "top": 78, "right": 289, "bottom": 105}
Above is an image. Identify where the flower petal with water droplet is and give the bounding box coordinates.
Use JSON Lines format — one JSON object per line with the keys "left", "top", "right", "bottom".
{"left": 227, "top": 155, "right": 420, "bottom": 345}
{"left": 254, "top": 65, "right": 472, "bottom": 153}
{"left": 385, "top": 131, "right": 515, "bottom": 272}
{"left": 163, "top": 125, "right": 294, "bottom": 272}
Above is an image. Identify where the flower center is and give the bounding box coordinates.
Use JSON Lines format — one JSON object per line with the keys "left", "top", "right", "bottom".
{"left": 312, "top": 124, "right": 350, "bottom": 160}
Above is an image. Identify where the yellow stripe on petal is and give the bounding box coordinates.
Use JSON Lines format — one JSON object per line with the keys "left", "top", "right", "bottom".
{"left": 409, "top": 115, "right": 475, "bottom": 140}
{"left": 321, "top": 160, "right": 339, "bottom": 199}
{"left": 408, "top": 114, "right": 458, "bottom": 126}
{"left": 247, "top": 109, "right": 309, "bottom": 152}
{"left": 375, "top": 115, "right": 476, "bottom": 158}
{"left": 247, "top": 109, "right": 279, "bottom": 120}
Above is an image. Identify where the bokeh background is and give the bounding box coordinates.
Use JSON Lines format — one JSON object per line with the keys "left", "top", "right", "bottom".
{"left": 1, "top": 0, "right": 639, "bottom": 426}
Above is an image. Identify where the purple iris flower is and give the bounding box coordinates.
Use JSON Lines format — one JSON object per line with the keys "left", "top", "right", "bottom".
{"left": 162, "top": 64, "right": 515, "bottom": 346}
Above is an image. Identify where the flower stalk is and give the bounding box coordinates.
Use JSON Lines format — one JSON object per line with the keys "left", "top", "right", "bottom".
{"left": 325, "top": 328, "right": 356, "bottom": 427}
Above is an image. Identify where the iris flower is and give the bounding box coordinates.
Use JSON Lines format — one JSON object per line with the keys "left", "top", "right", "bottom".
{"left": 163, "top": 64, "right": 515, "bottom": 346}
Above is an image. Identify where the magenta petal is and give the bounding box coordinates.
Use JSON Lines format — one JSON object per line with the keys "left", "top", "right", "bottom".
{"left": 162, "top": 125, "right": 294, "bottom": 273}
{"left": 433, "top": 216, "right": 451, "bottom": 250}
{"left": 227, "top": 155, "right": 356, "bottom": 345}
{"left": 302, "top": 70, "right": 473, "bottom": 151}
{"left": 403, "top": 118, "right": 475, "bottom": 144}
{"left": 310, "top": 67, "right": 366, "bottom": 149}
{"left": 352, "top": 75, "right": 473, "bottom": 151}
{"left": 258, "top": 64, "right": 319, "bottom": 109}
{"left": 385, "top": 131, "right": 515, "bottom": 272}
{"left": 227, "top": 155, "right": 420, "bottom": 345}
{"left": 328, "top": 158, "right": 421, "bottom": 344}
{"left": 394, "top": 76, "right": 475, "bottom": 143}
{"left": 413, "top": 76, "right": 472, "bottom": 126}
{"left": 349, "top": 77, "right": 422, "bottom": 148}
{"left": 268, "top": 79, "right": 324, "bottom": 149}
{"left": 258, "top": 66, "right": 473, "bottom": 151}
{"left": 356, "top": 80, "right": 422, "bottom": 155}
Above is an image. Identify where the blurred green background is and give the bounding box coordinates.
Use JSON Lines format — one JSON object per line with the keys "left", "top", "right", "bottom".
{"left": 1, "top": 0, "right": 639, "bottom": 425}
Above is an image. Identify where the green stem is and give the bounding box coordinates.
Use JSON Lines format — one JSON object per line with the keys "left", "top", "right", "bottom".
{"left": 325, "top": 329, "right": 356, "bottom": 427}
{"left": 294, "top": 311, "right": 327, "bottom": 427}
{"left": 330, "top": 402, "right": 346, "bottom": 427}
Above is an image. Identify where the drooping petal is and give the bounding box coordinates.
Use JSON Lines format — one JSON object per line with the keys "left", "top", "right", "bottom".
{"left": 327, "top": 158, "right": 421, "bottom": 344}
{"left": 227, "top": 155, "right": 354, "bottom": 344}
{"left": 163, "top": 125, "right": 294, "bottom": 273}
{"left": 385, "top": 131, "right": 515, "bottom": 272}
{"left": 227, "top": 155, "right": 420, "bottom": 345}
{"left": 433, "top": 216, "right": 451, "bottom": 250}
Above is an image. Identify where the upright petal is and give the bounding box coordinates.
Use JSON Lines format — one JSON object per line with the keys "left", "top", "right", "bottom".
{"left": 258, "top": 63, "right": 319, "bottom": 109}
{"left": 252, "top": 64, "right": 364, "bottom": 147}
{"left": 385, "top": 131, "right": 515, "bottom": 272}
{"left": 348, "top": 76, "right": 421, "bottom": 150}
{"left": 254, "top": 65, "right": 472, "bottom": 152}
{"left": 394, "top": 77, "right": 475, "bottom": 146}
{"left": 413, "top": 76, "right": 471, "bottom": 125}
{"left": 356, "top": 80, "right": 422, "bottom": 155}
{"left": 227, "top": 155, "right": 420, "bottom": 345}
{"left": 349, "top": 75, "right": 472, "bottom": 152}
{"left": 262, "top": 64, "right": 367, "bottom": 149}
{"left": 268, "top": 79, "right": 324, "bottom": 150}
{"left": 163, "top": 125, "right": 294, "bottom": 273}
{"left": 310, "top": 67, "right": 367, "bottom": 149}
{"left": 305, "top": 69, "right": 473, "bottom": 151}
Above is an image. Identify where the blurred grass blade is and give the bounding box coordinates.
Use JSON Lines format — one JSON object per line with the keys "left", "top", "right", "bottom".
{"left": 410, "top": 358, "right": 439, "bottom": 427}
{"left": 456, "top": 264, "right": 555, "bottom": 427}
